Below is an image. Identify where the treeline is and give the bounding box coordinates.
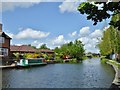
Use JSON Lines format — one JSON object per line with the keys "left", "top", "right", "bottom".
{"left": 54, "top": 40, "right": 85, "bottom": 62}
{"left": 98, "top": 14, "right": 120, "bottom": 62}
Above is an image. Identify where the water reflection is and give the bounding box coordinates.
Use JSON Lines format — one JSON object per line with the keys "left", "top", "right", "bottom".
{"left": 2, "top": 58, "right": 114, "bottom": 88}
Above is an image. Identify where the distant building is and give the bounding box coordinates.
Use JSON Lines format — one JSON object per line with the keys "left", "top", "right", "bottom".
{"left": 38, "top": 49, "right": 55, "bottom": 60}
{"left": 39, "top": 49, "right": 54, "bottom": 54}
{"left": 10, "top": 45, "right": 55, "bottom": 60}
{"left": 10, "top": 45, "right": 37, "bottom": 54}
{"left": 0, "top": 24, "right": 12, "bottom": 65}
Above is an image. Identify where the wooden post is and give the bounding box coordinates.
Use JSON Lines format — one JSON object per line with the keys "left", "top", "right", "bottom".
{"left": 0, "top": 24, "right": 2, "bottom": 32}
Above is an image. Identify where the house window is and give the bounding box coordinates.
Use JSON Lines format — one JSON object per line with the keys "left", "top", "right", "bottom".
{"left": 0, "top": 37, "right": 5, "bottom": 43}
{"left": 0, "top": 48, "right": 8, "bottom": 56}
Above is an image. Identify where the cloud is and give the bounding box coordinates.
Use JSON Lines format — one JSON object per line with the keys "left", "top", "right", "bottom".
{"left": 68, "top": 31, "right": 77, "bottom": 37}
{"left": 31, "top": 40, "right": 44, "bottom": 48}
{"left": 2, "top": 2, "right": 40, "bottom": 12}
{"left": 90, "top": 29, "right": 102, "bottom": 38}
{"left": 78, "top": 37, "right": 100, "bottom": 53}
{"left": 78, "top": 27, "right": 103, "bottom": 53}
{"left": 103, "top": 25, "right": 110, "bottom": 31}
{"left": 1, "top": 0, "right": 86, "bottom": 13}
{"left": 52, "top": 35, "right": 70, "bottom": 46}
{"left": 59, "top": 0, "right": 87, "bottom": 13}
{"left": 6, "top": 28, "right": 50, "bottom": 39}
{"left": 79, "top": 26, "right": 90, "bottom": 37}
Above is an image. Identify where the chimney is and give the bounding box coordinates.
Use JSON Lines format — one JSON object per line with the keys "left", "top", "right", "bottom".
{"left": 0, "top": 24, "right": 2, "bottom": 32}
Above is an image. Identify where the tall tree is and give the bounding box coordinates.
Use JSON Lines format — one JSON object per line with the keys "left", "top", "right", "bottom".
{"left": 98, "top": 14, "right": 120, "bottom": 61}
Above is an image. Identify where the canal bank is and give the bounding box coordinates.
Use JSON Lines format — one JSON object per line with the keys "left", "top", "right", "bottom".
{"left": 106, "top": 60, "right": 120, "bottom": 88}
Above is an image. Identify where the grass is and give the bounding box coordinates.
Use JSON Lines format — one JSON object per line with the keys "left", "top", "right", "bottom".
{"left": 101, "top": 58, "right": 108, "bottom": 63}
{"left": 101, "top": 57, "right": 120, "bottom": 69}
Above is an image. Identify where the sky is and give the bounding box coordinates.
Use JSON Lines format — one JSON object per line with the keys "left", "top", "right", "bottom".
{"left": 0, "top": 0, "right": 110, "bottom": 53}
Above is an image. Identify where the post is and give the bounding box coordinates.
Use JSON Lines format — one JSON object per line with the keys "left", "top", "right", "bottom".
{"left": 0, "top": 24, "right": 2, "bottom": 32}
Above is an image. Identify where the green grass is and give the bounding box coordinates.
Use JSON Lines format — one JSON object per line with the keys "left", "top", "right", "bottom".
{"left": 100, "top": 58, "right": 108, "bottom": 63}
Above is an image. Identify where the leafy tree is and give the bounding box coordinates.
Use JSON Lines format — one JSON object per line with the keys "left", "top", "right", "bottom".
{"left": 98, "top": 15, "right": 120, "bottom": 60}
{"left": 78, "top": 1, "right": 120, "bottom": 61}
{"left": 54, "top": 40, "right": 85, "bottom": 62}
{"left": 31, "top": 46, "right": 36, "bottom": 49}
{"left": 77, "top": 2, "right": 120, "bottom": 29}
{"left": 39, "top": 44, "right": 50, "bottom": 49}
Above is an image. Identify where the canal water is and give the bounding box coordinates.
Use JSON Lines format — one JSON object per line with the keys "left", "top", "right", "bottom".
{"left": 2, "top": 58, "right": 115, "bottom": 88}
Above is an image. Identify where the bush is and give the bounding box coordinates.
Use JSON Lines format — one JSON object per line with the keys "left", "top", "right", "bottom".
{"left": 23, "top": 53, "right": 39, "bottom": 58}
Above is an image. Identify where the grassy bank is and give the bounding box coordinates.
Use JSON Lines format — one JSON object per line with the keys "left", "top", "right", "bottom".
{"left": 101, "top": 58, "right": 120, "bottom": 69}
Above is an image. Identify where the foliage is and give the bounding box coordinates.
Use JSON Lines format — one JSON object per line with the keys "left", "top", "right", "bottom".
{"left": 31, "top": 46, "right": 36, "bottom": 49}
{"left": 13, "top": 52, "right": 20, "bottom": 60}
{"left": 101, "top": 58, "right": 108, "bottom": 63}
{"left": 23, "top": 53, "right": 39, "bottom": 58}
{"left": 98, "top": 14, "right": 120, "bottom": 56}
{"left": 54, "top": 40, "right": 85, "bottom": 61}
{"left": 39, "top": 44, "right": 50, "bottom": 49}
{"left": 77, "top": 2, "right": 120, "bottom": 29}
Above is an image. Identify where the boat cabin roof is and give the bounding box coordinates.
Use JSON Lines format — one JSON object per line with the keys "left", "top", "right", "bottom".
{"left": 27, "top": 58, "right": 45, "bottom": 60}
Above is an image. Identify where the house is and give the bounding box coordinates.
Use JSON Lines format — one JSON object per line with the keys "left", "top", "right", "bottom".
{"left": 0, "top": 24, "right": 12, "bottom": 65}
{"left": 39, "top": 49, "right": 54, "bottom": 54}
{"left": 10, "top": 46, "right": 55, "bottom": 60}
{"left": 10, "top": 45, "right": 37, "bottom": 54}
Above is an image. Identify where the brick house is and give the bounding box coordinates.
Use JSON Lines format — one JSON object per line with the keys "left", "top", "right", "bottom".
{"left": 0, "top": 24, "right": 12, "bottom": 65}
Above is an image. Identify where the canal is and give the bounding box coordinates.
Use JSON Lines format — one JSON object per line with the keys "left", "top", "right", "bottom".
{"left": 2, "top": 58, "right": 115, "bottom": 88}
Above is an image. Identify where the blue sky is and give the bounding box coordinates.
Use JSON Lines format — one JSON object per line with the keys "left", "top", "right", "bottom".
{"left": 1, "top": 1, "right": 110, "bottom": 53}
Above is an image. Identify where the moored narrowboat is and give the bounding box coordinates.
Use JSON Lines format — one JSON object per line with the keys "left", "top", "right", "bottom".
{"left": 17, "top": 58, "right": 47, "bottom": 67}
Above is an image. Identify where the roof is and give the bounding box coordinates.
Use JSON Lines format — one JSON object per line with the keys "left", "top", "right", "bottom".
{"left": 10, "top": 45, "right": 37, "bottom": 53}
{"left": 39, "top": 49, "right": 54, "bottom": 53}
{"left": 10, "top": 45, "right": 54, "bottom": 53}
{"left": 0, "top": 32, "right": 11, "bottom": 39}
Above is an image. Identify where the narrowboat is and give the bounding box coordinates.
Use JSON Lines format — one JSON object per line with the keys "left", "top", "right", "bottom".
{"left": 17, "top": 58, "right": 47, "bottom": 67}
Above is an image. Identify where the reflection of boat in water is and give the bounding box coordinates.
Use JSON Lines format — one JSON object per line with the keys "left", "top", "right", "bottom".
{"left": 17, "top": 58, "right": 47, "bottom": 67}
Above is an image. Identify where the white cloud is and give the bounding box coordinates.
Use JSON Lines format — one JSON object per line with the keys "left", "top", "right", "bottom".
{"left": 2, "top": 2, "right": 40, "bottom": 12}
{"left": 78, "top": 27, "right": 103, "bottom": 53}
{"left": 103, "top": 25, "right": 110, "bottom": 31}
{"left": 31, "top": 40, "right": 44, "bottom": 48}
{"left": 78, "top": 37, "right": 100, "bottom": 53}
{"left": 59, "top": 0, "right": 87, "bottom": 13}
{"left": 79, "top": 26, "right": 90, "bottom": 37}
{"left": 6, "top": 28, "right": 50, "bottom": 39}
{"left": 52, "top": 35, "right": 70, "bottom": 46}
{"left": 68, "top": 31, "right": 77, "bottom": 37}
{"left": 1, "top": 0, "right": 86, "bottom": 13}
{"left": 78, "top": 37, "right": 89, "bottom": 44}
{"left": 90, "top": 29, "right": 102, "bottom": 38}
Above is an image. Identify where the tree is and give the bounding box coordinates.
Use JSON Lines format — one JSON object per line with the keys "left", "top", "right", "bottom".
{"left": 54, "top": 40, "right": 85, "bottom": 62}
{"left": 78, "top": 1, "right": 120, "bottom": 61}
{"left": 31, "top": 46, "right": 36, "bottom": 49}
{"left": 39, "top": 44, "right": 50, "bottom": 49}
{"left": 77, "top": 2, "right": 120, "bottom": 29}
{"left": 98, "top": 15, "right": 120, "bottom": 61}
